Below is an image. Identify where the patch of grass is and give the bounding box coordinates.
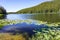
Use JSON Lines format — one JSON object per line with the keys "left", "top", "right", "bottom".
{"left": 0, "top": 19, "right": 60, "bottom": 29}
{"left": 0, "top": 33, "right": 26, "bottom": 40}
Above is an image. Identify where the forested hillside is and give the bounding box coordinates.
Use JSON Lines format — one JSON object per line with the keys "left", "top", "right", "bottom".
{"left": 17, "top": 0, "right": 60, "bottom": 13}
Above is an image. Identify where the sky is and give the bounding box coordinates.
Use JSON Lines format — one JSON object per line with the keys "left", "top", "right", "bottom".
{"left": 0, "top": 0, "right": 51, "bottom": 12}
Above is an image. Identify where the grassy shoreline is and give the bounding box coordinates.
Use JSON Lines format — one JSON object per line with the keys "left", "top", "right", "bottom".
{"left": 0, "top": 19, "right": 60, "bottom": 29}
{"left": 0, "top": 33, "right": 26, "bottom": 40}
{"left": 0, "top": 19, "right": 60, "bottom": 40}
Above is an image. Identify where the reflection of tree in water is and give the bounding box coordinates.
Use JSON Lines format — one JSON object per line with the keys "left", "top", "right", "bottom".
{"left": 32, "top": 13, "right": 60, "bottom": 23}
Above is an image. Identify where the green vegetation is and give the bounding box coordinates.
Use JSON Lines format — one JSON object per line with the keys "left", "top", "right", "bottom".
{"left": 0, "top": 0, "right": 60, "bottom": 40}
{"left": 0, "top": 19, "right": 60, "bottom": 29}
{"left": 29, "top": 27, "right": 60, "bottom": 40}
{"left": 17, "top": 0, "right": 60, "bottom": 13}
{"left": 0, "top": 6, "right": 6, "bottom": 14}
{"left": 0, "top": 19, "right": 36, "bottom": 29}
{"left": 0, "top": 19, "right": 21, "bottom": 29}
{"left": 0, "top": 14, "right": 4, "bottom": 19}
{"left": 0, "top": 6, "right": 7, "bottom": 19}
{"left": 16, "top": 0, "right": 60, "bottom": 22}
{"left": 0, "top": 26, "right": 60, "bottom": 40}
{"left": 32, "top": 13, "right": 60, "bottom": 23}
{"left": 9, "top": 0, "right": 60, "bottom": 23}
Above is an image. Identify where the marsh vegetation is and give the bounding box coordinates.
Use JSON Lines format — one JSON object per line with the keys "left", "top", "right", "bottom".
{"left": 0, "top": 0, "right": 60, "bottom": 40}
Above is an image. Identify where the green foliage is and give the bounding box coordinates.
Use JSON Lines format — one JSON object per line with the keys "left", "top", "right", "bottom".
{"left": 16, "top": 0, "right": 60, "bottom": 23}
{"left": 0, "top": 19, "right": 60, "bottom": 40}
{"left": 0, "top": 6, "right": 7, "bottom": 19}
{"left": 0, "top": 14, "right": 5, "bottom": 19}
{"left": 0, "top": 24, "right": 4, "bottom": 29}
{"left": 17, "top": 0, "right": 60, "bottom": 13}
{"left": 29, "top": 28, "right": 60, "bottom": 40}
{"left": 31, "top": 13, "right": 60, "bottom": 23}
{"left": 0, "top": 19, "right": 37, "bottom": 29}
{"left": 0, "top": 6, "right": 6, "bottom": 14}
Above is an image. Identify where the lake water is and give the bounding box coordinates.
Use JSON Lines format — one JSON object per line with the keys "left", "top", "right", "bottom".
{"left": 6, "top": 14, "right": 34, "bottom": 20}
{"left": 6, "top": 13, "right": 60, "bottom": 22}
{"left": 0, "top": 13, "right": 60, "bottom": 36}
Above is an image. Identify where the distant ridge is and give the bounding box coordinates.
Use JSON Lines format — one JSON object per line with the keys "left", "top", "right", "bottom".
{"left": 17, "top": 0, "right": 60, "bottom": 13}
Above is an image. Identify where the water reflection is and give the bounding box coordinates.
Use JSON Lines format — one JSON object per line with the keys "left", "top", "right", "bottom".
{"left": 1, "top": 22, "right": 48, "bottom": 36}
{"left": 6, "top": 14, "right": 34, "bottom": 20}
{"left": 0, "top": 13, "right": 60, "bottom": 36}
{"left": 6, "top": 14, "right": 60, "bottom": 23}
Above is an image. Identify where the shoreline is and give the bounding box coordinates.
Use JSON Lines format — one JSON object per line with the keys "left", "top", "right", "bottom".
{"left": 0, "top": 19, "right": 60, "bottom": 27}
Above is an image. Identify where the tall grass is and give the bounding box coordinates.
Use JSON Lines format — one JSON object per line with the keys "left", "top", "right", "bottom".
{"left": 0, "top": 33, "right": 26, "bottom": 40}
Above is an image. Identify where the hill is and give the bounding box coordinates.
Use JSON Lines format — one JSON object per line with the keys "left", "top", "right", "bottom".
{"left": 17, "top": 0, "right": 60, "bottom": 13}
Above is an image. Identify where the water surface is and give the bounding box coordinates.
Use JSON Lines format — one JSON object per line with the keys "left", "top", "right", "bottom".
{"left": 0, "top": 13, "right": 60, "bottom": 36}
{"left": 6, "top": 13, "right": 60, "bottom": 23}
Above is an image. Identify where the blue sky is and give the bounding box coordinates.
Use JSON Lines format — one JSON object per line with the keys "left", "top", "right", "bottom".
{"left": 0, "top": 0, "right": 51, "bottom": 12}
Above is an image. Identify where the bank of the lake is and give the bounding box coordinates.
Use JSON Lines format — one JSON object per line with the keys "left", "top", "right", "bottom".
{"left": 0, "top": 14, "right": 60, "bottom": 40}
{"left": 0, "top": 19, "right": 60, "bottom": 29}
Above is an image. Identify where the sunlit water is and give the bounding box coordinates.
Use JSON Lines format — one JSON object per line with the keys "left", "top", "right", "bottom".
{"left": 0, "top": 13, "right": 60, "bottom": 36}
{"left": 6, "top": 14, "right": 34, "bottom": 20}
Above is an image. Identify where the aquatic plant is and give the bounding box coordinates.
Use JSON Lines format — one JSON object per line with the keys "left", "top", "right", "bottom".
{"left": 0, "top": 19, "right": 60, "bottom": 40}
{"left": 29, "top": 28, "right": 60, "bottom": 40}
{"left": 0, "top": 19, "right": 60, "bottom": 29}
